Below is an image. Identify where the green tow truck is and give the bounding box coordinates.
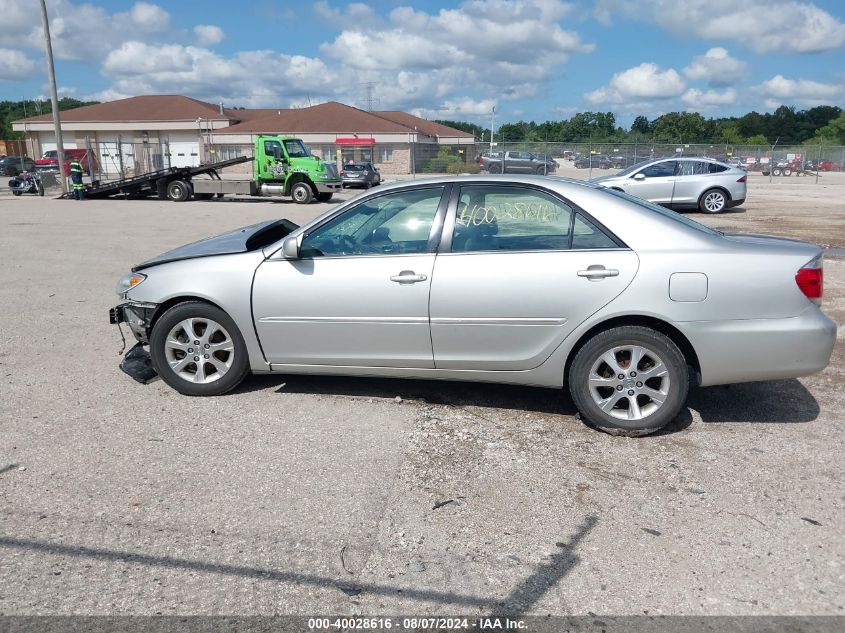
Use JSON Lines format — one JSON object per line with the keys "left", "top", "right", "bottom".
{"left": 74, "top": 135, "right": 342, "bottom": 204}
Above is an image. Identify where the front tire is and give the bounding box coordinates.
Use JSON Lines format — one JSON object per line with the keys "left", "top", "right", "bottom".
{"left": 149, "top": 301, "right": 250, "bottom": 396}
{"left": 569, "top": 326, "right": 689, "bottom": 436}
{"left": 699, "top": 188, "right": 727, "bottom": 214}
{"left": 290, "top": 181, "right": 313, "bottom": 204}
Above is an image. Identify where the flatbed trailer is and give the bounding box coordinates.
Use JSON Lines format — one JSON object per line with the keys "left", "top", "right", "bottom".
{"left": 63, "top": 156, "right": 251, "bottom": 201}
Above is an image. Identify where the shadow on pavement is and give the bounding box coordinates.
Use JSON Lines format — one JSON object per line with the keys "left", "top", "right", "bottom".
{"left": 688, "top": 379, "right": 820, "bottom": 424}
{"left": 0, "top": 515, "right": 597, "bottom": 613}
{"left": 236, "top": 374, "right": 577, "bottom": 416}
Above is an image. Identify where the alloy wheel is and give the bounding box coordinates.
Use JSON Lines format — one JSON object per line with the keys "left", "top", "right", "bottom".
{"left": 703, "top": 191, "right": 725, "bottom": 212}
{"left": 587, "top": 345, "right": 670, "bottom": 421}
{"left": 164, "top": 317, "right": 235, "bottom": 384}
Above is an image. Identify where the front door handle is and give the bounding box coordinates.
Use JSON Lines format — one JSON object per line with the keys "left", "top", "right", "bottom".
{"left": 390, "top": 270, "right": 428, "bottom": 284}
{"left": 577, "top": 265, "right": 619, "bottom": 280}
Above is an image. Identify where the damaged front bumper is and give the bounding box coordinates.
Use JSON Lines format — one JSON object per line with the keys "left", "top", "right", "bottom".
{"left": 110, "top": 301, "right": 160, "bottom": 384}
{"left": 110, "top": 300, "right": 158, "bottom": 344}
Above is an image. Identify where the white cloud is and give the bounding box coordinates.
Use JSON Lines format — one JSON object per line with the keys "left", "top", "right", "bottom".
{"left": 0, "top": 48, "right": 36, "bottom": 81}
{"left": 194, "top": 25, "right": 225, "bottom": 45}
{"left": 683, "top": 48, "right": 747, "bottom": 86}
{"left": 101, "top": 42, "right": 335, "bottom": 107}
{"left": 414, "top": 97, "right": 499, "bottom": 119}
{"left": 129, "top": 1, "right": 169, "bottom": 31}
{"left": 595, "top": 0, "right": 845, "bottom": 53}
{"left": 754, "top": 74, "right": 845, "bottom": 106}
{"left": 681, "top": 88, "right": 738, "bottom": 109}
{"left": 585, "top": 63, "right": 686, "bottom": 104}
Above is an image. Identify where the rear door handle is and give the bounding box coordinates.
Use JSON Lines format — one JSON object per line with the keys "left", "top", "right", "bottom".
{"left": 390, "top": 270, "right": 428, "bottom": 284}
{"left": 577, "top": 265, "right": 619, "bottom": 280}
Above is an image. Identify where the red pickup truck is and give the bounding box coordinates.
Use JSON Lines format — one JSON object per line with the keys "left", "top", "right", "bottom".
{"left": 35, "top": 148, "right": 99, "bottom": 176}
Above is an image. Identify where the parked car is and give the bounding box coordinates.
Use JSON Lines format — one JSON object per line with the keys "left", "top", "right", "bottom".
{"left": 574, "top": 154, "right": 612, "bottom": 169}
{"left": 341, "top": 162, "right": 381, "bottom": 189}
{"left": 35, "top": 148, "right": 100, "bottom": 176}
{"left": 804, "top": 160, "right": 842, "bottom": 172}
{"left": 110, "top": 175, "right": 835, "bottom": 436}
{"left": 0, "top": 156, "right": 36, "bottom": 177}
{"left": 592, "top": 157, "right": 746, "bottom": 213}
{"left": 480, "top": 151, "right": 555, "bottom": 174}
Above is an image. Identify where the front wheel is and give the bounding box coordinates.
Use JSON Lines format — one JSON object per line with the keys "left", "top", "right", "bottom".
{"left": 569, "top": 326, "right": 689, "bottom": 436}
{"left": 149, "top": 301, "right": 250, "bottom": 396}
{"left": 699, "top": 188, "right": 727, "bottom": 214}
{"left": 290, "top": 182, "right": 313, "bottom": 204}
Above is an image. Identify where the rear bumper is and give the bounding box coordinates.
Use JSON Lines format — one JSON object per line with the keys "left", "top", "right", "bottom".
{"left": 680, "top": 307, "right": 837, "bottom": 387}
{"left": 727, "top": 197, "right": 745, "bottom": 208}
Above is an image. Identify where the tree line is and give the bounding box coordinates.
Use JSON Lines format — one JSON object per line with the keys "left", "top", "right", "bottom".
{"left": 436, "top": 104, "right": 845, "bottom": 146}
{"left": 0, "top": 98, "right": 99, "bottom": 140}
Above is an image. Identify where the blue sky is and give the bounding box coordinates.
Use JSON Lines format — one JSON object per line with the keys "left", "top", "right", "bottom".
{"left": 1, "top": 0, "right": 844, "bottom": 126}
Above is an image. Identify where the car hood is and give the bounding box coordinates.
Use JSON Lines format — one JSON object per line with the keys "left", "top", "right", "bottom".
{"left": 589, "top": 174, "right": 620, "bottom": 183}
{"left": 132, "top": 218, "right": 299, "bottom": 272}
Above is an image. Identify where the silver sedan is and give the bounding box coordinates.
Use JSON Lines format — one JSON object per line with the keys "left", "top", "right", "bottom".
{"left": 592, "top": 157, "right": 747, "bottom": 213}
{"left": 111, "top": 175, "right": 835, "bottom": 436}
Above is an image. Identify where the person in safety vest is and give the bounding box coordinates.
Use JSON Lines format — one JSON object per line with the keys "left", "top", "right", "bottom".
{"left": 69, "top": 159, "right": 84, "bottom": 200}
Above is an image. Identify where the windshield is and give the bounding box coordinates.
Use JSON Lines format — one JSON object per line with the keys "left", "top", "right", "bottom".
{"left": 283, "top": 139, "right": 310, "bottom": 158}
{"left": 344, "top": 164, "right": 365, "bottom": 171}
{"left": 603, "top": 188, "right": 721, "bottom": 236}
{"left": 613, "top": 159, "right": 656, "bottom": 177}
{"left": 42, "top": 151, "right": 58, "bottom": 159}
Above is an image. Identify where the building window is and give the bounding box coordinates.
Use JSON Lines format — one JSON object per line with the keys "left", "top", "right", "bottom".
{"left": 379, "top": 145, "right": 394, "bottom": 162}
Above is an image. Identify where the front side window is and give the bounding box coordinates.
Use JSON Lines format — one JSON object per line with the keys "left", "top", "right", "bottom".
{"left": 282, "top": 139, "right": 309, "bottom": 158}
{"left": 263, "top": 140, "right": 282, "bottom": 159}
{"left": 639, "top": 161, "right": 677, "bottom": 178}
{"left": 452, "top": 185, "right": 573, "bottom": 252}
{"left": 300, "top": 187, "right": 444, "bottom": 257}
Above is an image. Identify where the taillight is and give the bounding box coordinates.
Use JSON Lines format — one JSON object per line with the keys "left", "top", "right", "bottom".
{"left": 796, "top": 257, "right": 823, "bottom": 305}
{"left": 736, "top": 175, "right": 747, "bottom": 183}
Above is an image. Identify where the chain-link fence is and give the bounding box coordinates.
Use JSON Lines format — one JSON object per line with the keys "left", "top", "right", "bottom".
{"left": 476, "top": 141, "right": 845, "bottom": 184}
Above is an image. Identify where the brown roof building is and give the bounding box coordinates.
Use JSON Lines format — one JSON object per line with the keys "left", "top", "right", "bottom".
{"left": 12, "top": 95, "right": 476, "bottom": 175}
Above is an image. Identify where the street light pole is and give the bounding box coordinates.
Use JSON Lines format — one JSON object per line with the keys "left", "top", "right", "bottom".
{"left": 490, "top": 106, "right": 495, "bottom": 153}
{"left": 38, "top": 0, "right": 68, "bottom": 194}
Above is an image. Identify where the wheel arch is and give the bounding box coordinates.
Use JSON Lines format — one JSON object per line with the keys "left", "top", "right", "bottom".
{"left": 699, "top": 185, "right": 732, "bottom": 202}
{"left": 284, "top": 173, "right": 316, "bottom": 195}
{"left": 148, "top": 295, "right": 228, "bottom": 336}
{"left": 563, "top": 314, "right": 701, "bottom": 384}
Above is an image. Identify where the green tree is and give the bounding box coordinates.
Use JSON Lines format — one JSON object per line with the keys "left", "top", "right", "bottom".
{"left": 650, "top": 112, "right": 709, "bottom": 143}
{"left": 630, "top": 115, "right": 650, "bottom": 135}
{"left": 1, "top": 98, "right": 99, "bottom": 139}
{"left": 807, "top": 111, "right": 845, "bottom": 144}
{"left": 745, "top": 134, "right": 770, "bottom": 145}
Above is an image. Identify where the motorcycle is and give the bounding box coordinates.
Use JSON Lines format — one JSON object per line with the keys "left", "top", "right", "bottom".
{"left": 8, "top": 170, "right": 44, "bottom": 196}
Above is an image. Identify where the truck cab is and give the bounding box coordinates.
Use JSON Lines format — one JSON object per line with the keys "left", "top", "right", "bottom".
{"left": 255, "top": 136, "right": 341, "bottom": 203}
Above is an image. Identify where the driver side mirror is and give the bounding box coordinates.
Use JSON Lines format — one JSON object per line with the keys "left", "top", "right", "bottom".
{"left": 632, "top": 172, "right": 646, "bottom": 180}
{"left": 282, "top": 236, "right": 300, "bottom": 259}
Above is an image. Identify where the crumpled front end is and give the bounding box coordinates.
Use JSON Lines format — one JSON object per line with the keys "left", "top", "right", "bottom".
{"left": 110, "top": 301, "right": 158, "bottom": 344}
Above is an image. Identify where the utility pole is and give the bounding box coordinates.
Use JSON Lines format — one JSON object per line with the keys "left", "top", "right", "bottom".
{"left": 38, "top": 0, "right": 68, "bottom": 194}
{"left": 490, "top": 106, "right": 496, "bottom": 153}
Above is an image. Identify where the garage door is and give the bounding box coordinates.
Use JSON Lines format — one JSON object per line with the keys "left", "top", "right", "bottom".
{"left": 168, "top": 141, "right": 200, "bottom": 168}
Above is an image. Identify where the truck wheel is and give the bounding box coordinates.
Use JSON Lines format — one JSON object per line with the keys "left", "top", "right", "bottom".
{"left": 167, "top": 180, "right": 191, "bottom": 202}
{"left": 291, "top": 182, "right": 313, "bottom": 204}
{"left": 489, "top": 164, "right": 502, "bottom": 174}
{"left": 783, "top": 168, "right": 792, "bottom": 176}
{"left": 772, "top": 168, "right": 782, "bottom": 177}
{"left": 316, "top": 192, "right": 333, "bottom": 202}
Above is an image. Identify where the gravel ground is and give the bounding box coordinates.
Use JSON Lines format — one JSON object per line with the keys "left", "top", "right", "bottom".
{"left": 0, "top": 177, "right": 843, "bottom": 616}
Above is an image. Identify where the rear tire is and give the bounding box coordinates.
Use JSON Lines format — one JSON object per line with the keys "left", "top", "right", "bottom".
{"left": 149, "top": 301, "right": 250, "bottom": 397}
{"left": 783, "top": 168, "right": 792, "bottom": 176}
{"left": 569, "top": 326, "right": 689, "bottom": 436}
{"left": 12, "top": 190, "right": 21, "bottom": 196}
{"left": 291, "top": 181, "right": 313, "bottom": 204}
{"left": 167, "top": 180, "right": 191, "bottom": 202}
{"left": 699, "top": 188, "right": 727, "bottom": 214}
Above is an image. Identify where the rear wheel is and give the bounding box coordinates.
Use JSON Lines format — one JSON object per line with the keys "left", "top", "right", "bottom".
{"left": 699, "top": 188, "right": 727, "bottom": 214}
{"left": 489, "top": 164, "right": 502, "bottom": 174}
{"left": 149, "top": 301, "right": 250, "bottom": 397}
{"left": 569, "top": 326, "right": 689, "bottom": 436}
{"left": 783, "top": 168, "right": 792, "bottom": 176}
{"left": 12, "top": 190, "right": 21, "bottom": 196}
{"left": 167, "top": 180, "right": 191, "bottom": 202}
{"left": 290, "top": 181, "right": 313, "bottom": 204}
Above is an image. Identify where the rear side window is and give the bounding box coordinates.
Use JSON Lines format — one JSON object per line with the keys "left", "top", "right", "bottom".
{"left": 571, "top": 214, "right": 619, "bottom": 250}
{"left": 452, "top": 185, "right": 573, "bottom": 252}
{"left": 708, "top": 163, "right": 728, "bottom": 173}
